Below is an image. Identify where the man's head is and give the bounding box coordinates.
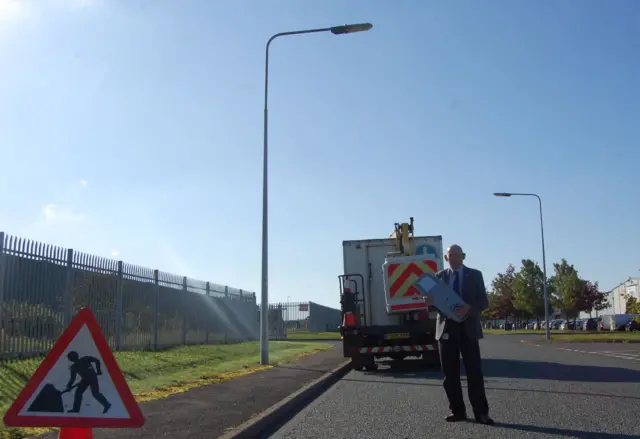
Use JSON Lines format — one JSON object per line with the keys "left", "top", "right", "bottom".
{"left": 445, "top": 244, "right": 465, "bottom": 270}
{"left": 67, "top": 351, "right": 79, "bottom": 362}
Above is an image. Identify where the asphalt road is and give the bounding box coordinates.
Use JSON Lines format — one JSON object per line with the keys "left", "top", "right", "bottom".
{"left": 268, "top": 335, "right": 640, "bottom": 439}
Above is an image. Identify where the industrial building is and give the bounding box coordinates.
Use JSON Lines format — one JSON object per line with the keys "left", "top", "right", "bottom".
{"left": 579, "top": 277, "right": 639, "bottom": 318}
{"left": 608, "top": 277, "right": 640, "bottom": 314}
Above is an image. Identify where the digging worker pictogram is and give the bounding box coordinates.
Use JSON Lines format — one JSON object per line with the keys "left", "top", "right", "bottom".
{"left": 65, "top": 351, "right": 112, "bottom": 414}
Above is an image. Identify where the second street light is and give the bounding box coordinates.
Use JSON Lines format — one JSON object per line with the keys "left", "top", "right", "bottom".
{"left": 260, "top": 23, "right": 373, "bottom": 365}
{"left": 493, "top": 192, "right": 551, "bottom": 342}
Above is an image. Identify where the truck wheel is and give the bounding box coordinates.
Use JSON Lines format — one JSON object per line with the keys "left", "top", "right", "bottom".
{"left": 365, "top": 363, "right": 379, "bottom": 371}
{"left": 421, "top": 353, "right": 441, "bottom": 369}
{"left": 350, "top": 355, "right": 366, "bottom": 371}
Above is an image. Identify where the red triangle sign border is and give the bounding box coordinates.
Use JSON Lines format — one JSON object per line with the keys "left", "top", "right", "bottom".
{"left": 3, "top": 308, "right": 145, "bottom": 428}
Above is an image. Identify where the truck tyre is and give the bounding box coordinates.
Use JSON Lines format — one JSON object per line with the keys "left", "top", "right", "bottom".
{"left": 350, "top": 356, "right": 365, "bottom": 371}
{"left": 421, "top": 352, "right": 440, "bottom": 369}
{"left": 357, "top": 354, "right": 376, "bottom": 371}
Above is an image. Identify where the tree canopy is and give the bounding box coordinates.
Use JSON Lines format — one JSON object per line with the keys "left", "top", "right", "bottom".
{"left": 625, "top": 295, "right": 640, "bottom": 314}
{"left": 512, "top": 259, "right": 548, "bottom": 318}
{"left": 550, "top": 258, "right": 583, "bottom": 318}
{"left": 483, "top": 264, "right": 516, "bottom": 319}
{"left": 483, "top": 257, "right": 607, "bottom": 320}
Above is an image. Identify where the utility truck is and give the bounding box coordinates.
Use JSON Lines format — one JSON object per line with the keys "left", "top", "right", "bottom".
{"left": 339, "top": 218, "right": 443, "bottom": 371}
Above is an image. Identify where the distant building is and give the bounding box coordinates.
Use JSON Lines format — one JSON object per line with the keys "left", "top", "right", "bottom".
{"left": 578, "top": 278, "right": 639, "bottom": 318}
{"left": 610, "top": 278, "right": 640, "bottom": 314}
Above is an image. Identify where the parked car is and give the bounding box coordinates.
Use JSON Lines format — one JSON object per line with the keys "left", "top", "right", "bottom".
{"left": 550, "top": 319, "right": 563, "bottom": 330}
{"left": 559, "top": 320, "right": 578, "bottom": 330}
{"left": 625, "top": 317, "right": 640, "bottom": 332}
{"left": 610, "top": 314, "right": 639, "bottom": 331}
{"left": 583, "top": 318, "right": 598, "bottom": 330}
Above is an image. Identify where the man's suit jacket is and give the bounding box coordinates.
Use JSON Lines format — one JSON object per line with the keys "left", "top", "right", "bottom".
{"left": 434, "top": 265, "right": 489, "bottom": 342}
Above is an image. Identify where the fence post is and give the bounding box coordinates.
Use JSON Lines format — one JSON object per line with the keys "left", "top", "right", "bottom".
{"left": 239, "top": 289, "right": 243, "bottom": 299}
{"left": 205, "top": 282, "right": 210, "bottom": 344}
{"left": 115, "top": 261, "right": 123, "bottom": 350}
{"left": 0, "top": 232, "right": 5, "bottom": 353}
{"left": 224, "top": 286, "right": 228, "bottom": 342}
{"left": 182, "top": 276, "right": 188, "bottom": 346}
{"left": 153, "top": 270, "right": 159, "bottom": 350}
{"left": 64, "top": 249, "right": 74, "bottom": 326}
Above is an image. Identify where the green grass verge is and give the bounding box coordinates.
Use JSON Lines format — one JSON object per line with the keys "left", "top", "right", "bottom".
{"left": 0, "top": 341, "right": 332, "bottom": 439}
{"left": 286, "top": 331, "right": 342, "bottom": 340}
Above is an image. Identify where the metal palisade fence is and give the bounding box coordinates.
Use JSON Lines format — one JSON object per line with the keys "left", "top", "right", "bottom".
{"left": 264, "top": 301, "right": 342, "bottom": 340}
{"left": 0, "top": 232, "right": 258, "bottom": 359}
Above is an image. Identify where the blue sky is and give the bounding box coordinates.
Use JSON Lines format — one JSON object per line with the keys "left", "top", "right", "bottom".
{"left": 1, "top": 0, "right": 639, "bottom": 308}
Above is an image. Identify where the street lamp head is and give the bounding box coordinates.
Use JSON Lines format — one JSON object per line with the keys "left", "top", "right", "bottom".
{"left": 330, "top": 23, "right": 373, "bottom": 35}
{"left": 493, "top": 192, "right": 512, "bottom": 197}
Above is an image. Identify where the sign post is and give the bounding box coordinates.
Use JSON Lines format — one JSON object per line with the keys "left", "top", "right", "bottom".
{"left": 3, "top": 308, "right": 144, "bottom": 438}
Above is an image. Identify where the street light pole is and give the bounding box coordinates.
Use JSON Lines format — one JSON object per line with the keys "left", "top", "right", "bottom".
{"left": 494, "top": 192, "right": 550, "bottom": 342}
{"left": 261, "top": 23, "right": 373, "bottom": 365}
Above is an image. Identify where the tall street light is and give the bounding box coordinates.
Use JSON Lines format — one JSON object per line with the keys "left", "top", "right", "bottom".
{"left": 493, "top": 192, "right": 550, "bottom": 342}
{"left": 261, "top": 23, "right": 373, "bottom": 365}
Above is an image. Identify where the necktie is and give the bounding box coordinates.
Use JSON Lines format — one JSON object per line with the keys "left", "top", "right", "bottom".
{"left": 453, "top": 271, "right": 460, "bottom": 296}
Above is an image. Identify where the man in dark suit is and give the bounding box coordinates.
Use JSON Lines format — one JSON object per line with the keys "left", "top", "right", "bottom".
{"left": 435, "top": 244, "right": 494, "bottom": 425}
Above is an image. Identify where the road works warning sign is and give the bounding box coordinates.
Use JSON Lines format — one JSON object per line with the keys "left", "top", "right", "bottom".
{"left": 3, "top": 308, "right": 144, "bottom": 428}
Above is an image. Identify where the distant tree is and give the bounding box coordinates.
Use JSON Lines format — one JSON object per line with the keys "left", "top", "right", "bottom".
{"left": 481, "top": 291, "right": 500, "bottom": 320}
{"left": 489, "top": 264, "right": 517, "bottom": 320}
{"left": 576, "top": 281, "right": 608, "bottom": 316}
{"left": 624, "top": 295, "right": 640, "bottom": 314}
{"left": 513, "top": 259, "right": 547, "bottom": 318}
{"left": 550, "top": 259, "right": 583, "bottom": 318}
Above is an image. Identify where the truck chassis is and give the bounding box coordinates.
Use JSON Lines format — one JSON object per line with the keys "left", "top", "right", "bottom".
{"left": 339, "top": 274, "right": 440, "bottom": 372}
{"left": 342, "top": 326, "right": 440, "bottom": 371}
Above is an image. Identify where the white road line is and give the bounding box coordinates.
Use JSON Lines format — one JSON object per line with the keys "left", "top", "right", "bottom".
{"left": 521, "top": 340, "right": 640, "bottom": 361}
{"left": 556, "top": 347, "right": 640, "bottom": 361}
{"left": 602, "top": 350, "right": 640, "bottom": 356}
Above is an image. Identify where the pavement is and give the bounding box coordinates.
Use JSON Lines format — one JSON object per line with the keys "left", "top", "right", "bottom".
{"left": 268, "top": 335, "right": 640, "bottom": 439}
{"left": 41, "top": 342, "right": 346, "bottom": 439}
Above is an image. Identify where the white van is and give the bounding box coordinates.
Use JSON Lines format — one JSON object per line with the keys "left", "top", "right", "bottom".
{"left": 608, "top": 314, "right": 638, "bottom": 331}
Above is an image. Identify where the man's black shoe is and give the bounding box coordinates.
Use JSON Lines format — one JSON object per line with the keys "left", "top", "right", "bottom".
{"left": 445, "top": 413, "right": 467, "bottom": 422}
{"left": 474, "top": 414, "right": 495, "bottom": 425}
